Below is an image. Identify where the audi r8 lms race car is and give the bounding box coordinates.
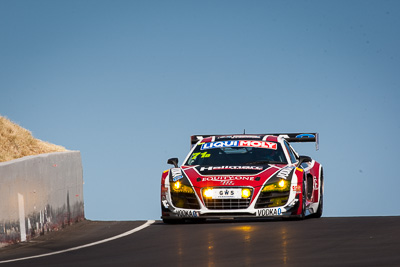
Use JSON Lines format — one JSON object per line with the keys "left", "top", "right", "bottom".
{"left": 161, "top": 133, "right": 323, "bottom": 223}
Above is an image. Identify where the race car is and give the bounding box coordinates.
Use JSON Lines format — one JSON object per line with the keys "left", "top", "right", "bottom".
{"left": 161, "top": 133, "right": 323, "bottom": 223}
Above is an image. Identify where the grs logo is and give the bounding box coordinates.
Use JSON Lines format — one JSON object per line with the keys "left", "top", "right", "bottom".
{"left": 176, "top": 210, "right": 199, "bottom": 218}
{"left": 257, "top": 208, "right": 282, "bottom": 217}
{"left": 219, "top": 189, "right": 234, "bottom": 196}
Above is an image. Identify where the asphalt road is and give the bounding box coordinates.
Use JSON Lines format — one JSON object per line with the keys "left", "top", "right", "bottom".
{"left": 0, "top": 217, "right": 399, "bottom": 266}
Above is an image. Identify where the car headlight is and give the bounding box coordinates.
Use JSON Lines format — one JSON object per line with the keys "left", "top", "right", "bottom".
{"left": 171, "top": 181, "right": 194, "bottom": 193}
{"left": 241, "top": 188, "right": 252, "bottom": 198}
{"left": 203, "top": 188, "right": 213, "bottom": 198}
{"left": 262, "top": 179, "right": 290, "bottom": 192}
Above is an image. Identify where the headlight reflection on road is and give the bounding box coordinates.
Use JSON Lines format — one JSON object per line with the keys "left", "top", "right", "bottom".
{"left": 231, "top": 225, "right": 255, "bottom": 266}
{"left": 281, "top": 227, "right": 288, "bottom": 265}
{"left": 207, "top": 232, "right": 215, "bottom": 267}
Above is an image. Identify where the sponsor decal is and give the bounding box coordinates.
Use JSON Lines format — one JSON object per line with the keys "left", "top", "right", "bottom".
{"left": 313, "top": 177, "right": 318, "bottom": 190}
{"left": 206, "top": 188, "right": 243, "bottom": 199}
{"left": 173, "top": 175, "right": 183, "bottom": 182}
{"left": 191, "top": 152, "right": 211, "bottom": 160}
{"left": 257, "top": 208, "right": 282, "bottom": 217}
{"left": 201, "top": 176, "right": 255, "bottom": 182}
{"left": 220, "top": 180, "right": 235, "bottom": 185}
{"left": 276, "top": 167, "right": 293, "bottom": 179}
{"left": 200, "top": 166, "right": 263, "bottom": 171}
{"left": 292, "top": 185, "right": 302, "bottom": 193}
{"left": 201, "top": 141, "right": 277, "bottom": 150}
{"left": 171, "top": 168, "right": 183, "bottom": 181}
{"left": 176, "top": 210, "right": 199, "bottom": 218}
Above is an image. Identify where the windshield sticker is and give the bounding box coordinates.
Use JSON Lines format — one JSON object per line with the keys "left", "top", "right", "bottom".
{"left": 200, "top": 166, "right": 263, "bottom": 171}
{"left": 191, "top": 152, "right": 211, "bottom": 160}
{"left": 201, "top": 140, "right": 277, "bottom": 150}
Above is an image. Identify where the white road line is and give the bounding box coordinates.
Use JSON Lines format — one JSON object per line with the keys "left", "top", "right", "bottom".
{"left": 0, "top": 220, "right": 155, "bottom": 264}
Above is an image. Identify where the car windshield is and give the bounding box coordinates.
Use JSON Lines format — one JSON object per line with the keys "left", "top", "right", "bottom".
{"left": 185, "top": 140, "right": 288, "bottom": 166}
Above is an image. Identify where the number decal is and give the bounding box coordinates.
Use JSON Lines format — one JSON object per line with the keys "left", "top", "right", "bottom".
{"left": 191, "top": 152, "right": 201, "bottom": 160}
{"left": 191, "top": 152, "right": 211, "bottom": 160}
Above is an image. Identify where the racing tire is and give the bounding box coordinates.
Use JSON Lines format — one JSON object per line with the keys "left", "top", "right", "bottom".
{"left": 311, "top": 174, "right": 323, "bottom": 218}
{"left": 299, "top": 179, "right": 306, "bottom": 220}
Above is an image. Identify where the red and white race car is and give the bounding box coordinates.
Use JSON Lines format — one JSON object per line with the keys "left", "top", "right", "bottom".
{"left": 161, "top": 133, "right": 323, "bottom": 223}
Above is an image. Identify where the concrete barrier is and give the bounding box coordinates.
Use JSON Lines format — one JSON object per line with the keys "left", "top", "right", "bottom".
{"left": 0, "top": 151, "right": 84, "bottom": 246}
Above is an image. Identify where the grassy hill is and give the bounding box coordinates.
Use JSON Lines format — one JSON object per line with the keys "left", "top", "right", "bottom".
{"left": 0, "top": 115, "right": 67, "bottom": 162}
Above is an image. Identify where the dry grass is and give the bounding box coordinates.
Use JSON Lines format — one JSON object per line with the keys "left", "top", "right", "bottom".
{"left": 0, "top": 115, "right": 67, "bottom": 162}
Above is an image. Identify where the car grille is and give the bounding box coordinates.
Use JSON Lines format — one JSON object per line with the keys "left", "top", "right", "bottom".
{"left": 171, "top": 192, "right": 200, "bottom": 209}
{"left": 204, "top": 198, "right": 251, "bottom": 210}
{"left": 255, "top": 191, "right": 290, "bottom": 208}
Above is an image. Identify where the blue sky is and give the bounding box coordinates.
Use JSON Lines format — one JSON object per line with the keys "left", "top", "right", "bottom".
{"left": 1, "top": 0, "right": 399, "bottom": 220}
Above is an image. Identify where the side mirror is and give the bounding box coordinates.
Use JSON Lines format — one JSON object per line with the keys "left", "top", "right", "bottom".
{"left": 297, "top": 155, "right": 312, "bottom": 167}
{"left": 167, "top": 158, "right": 179, "bottom": 168}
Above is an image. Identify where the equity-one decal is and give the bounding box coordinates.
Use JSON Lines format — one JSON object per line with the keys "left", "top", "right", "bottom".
{"left": 201, "top": 176, "right": 255, "bottom": 182}
{"left": 201, "top": 141, "right": 277, "bottom": 150}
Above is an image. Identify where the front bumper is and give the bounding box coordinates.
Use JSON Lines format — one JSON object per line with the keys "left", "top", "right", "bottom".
{"left": 161, "top": 197, "right": 299, "bottom": 220}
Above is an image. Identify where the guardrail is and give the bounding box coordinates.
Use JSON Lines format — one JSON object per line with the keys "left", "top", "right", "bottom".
{"left": 0, "top": 151, "right": 84, "bottom": 247}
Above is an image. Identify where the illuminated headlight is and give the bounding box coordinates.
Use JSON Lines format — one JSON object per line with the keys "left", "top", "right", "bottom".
{"left": 171, "top": 181, "right": 194, "bottom": 193}
{"left": 262, "top": 179, "right": 290, "bottom": 192}
{"left": 203, "top": 188, "right": 213, "bottom": 198}
{"left": 173, "top": 181, "right": 181, "bottom": 190}
{"left": 241, "top": 188, "right": 251, "bottom": 198}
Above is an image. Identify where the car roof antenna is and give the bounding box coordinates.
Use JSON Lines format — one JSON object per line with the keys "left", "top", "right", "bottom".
{"left": 243, "top": 129, "right": 246, "bottom": 134}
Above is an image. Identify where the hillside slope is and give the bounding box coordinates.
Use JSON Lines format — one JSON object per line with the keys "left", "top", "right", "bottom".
{"left": 0, "top": 115, "right": 67, "bottom": 162}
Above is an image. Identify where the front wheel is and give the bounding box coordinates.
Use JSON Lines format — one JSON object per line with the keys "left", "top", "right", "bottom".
{"left": 299, "top": 179, "right": 306, "bottom": 219}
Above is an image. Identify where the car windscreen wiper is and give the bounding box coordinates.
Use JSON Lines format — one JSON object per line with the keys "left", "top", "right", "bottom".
{"left": 244, "top": 160, "right": 285, "bottom": 165}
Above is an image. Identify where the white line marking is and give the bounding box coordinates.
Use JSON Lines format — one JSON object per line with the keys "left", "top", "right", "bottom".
{"left": 0, "top": 220, "right": 155, "bottom": 264}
